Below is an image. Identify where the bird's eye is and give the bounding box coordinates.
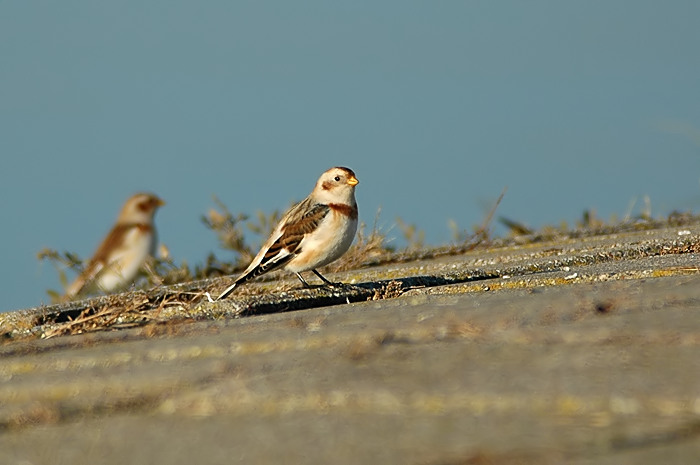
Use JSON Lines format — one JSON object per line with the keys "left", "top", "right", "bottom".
{"left": 334, "top": 176, "right": 341, "bottom": 182}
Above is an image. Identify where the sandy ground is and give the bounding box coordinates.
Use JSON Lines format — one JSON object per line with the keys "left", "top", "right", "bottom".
{"left": 1, "top": 222, "right": 700, "bottom": 464}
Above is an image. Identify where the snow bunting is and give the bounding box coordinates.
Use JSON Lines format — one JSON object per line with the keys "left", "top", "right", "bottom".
{"left": 217, "top": 166, "right": 359, "bottom": 300}
{"left": 64, "top": 192, "right": 165, "bottom": 299}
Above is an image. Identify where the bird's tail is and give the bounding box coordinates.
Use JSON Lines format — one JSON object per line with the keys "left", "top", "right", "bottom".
{"left": 216, "top": 254, "right": 294, "bottom": 300}
{"left": 216, "top": 280, "right": 239, "bottom": 300}
{"left": 64, "top": 277, "right": 87, "bottom": 300}
{"left": 215, "top": 265, "right": 266, "bottom": 300}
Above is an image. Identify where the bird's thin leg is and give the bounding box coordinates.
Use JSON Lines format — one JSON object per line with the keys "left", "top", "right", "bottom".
{"left": 295, "top": 272, "right": 313, "bottom": 288}
{"left": 312, "top": 269, "right": 336, "bottom": 286}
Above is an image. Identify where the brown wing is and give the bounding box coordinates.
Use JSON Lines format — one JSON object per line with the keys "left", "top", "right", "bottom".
{"left": 232, "top": 201, "right": 330, "bottom": 286}
{"left": 64, "top": 223, "right": 151, "bottom": 298}
{"left": 90, "top": 224, "right": 150, "bottom": 267}
{"left": 262, "top": 202, "right": 330, "bottom": 264}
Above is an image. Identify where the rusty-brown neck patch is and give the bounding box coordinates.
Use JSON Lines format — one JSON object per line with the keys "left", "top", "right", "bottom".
{"left": 328, "top": 203, "right": 358, "bottom": 219}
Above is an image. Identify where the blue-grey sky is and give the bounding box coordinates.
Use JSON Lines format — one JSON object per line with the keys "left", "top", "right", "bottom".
{"left": 2, "top": 1, "right": 699, "bottom": 312}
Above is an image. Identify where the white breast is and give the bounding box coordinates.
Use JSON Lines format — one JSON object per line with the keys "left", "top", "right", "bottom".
{"left": 95, "top": 227, "right": 154, "bottom": 292}
{"left": 285, "top": 209, "right": 358, "bottom": 272}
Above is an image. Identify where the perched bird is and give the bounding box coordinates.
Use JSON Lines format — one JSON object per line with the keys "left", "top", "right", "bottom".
{"left": 216, "top": 166, "right": 359, "bottom": 300}
{"left": 64, "top": 192, "right": 165, "bottom": 299}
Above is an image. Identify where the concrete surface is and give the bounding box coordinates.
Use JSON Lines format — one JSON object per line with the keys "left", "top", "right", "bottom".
{"left": 1, "top": 222, "right": 700, "bottom": 464}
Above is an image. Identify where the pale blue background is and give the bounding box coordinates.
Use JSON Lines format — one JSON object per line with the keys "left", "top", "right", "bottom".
{"left": 2, "top": 1, "right": 699, "bottom": 311}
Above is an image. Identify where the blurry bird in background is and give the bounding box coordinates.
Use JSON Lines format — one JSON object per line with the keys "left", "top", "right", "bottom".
{"left": 64, "top": 192, "right": 165, "bottom": 299}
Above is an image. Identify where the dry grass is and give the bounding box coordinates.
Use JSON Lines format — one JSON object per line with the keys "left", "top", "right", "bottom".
{"left": 36, "top": 248, "right": 83, "bottom": 302}
{"left": 39, "top": 290, "right": 199, "bottom": 339}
